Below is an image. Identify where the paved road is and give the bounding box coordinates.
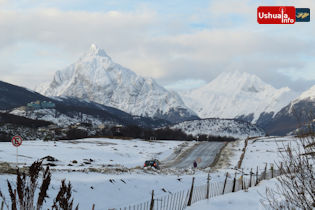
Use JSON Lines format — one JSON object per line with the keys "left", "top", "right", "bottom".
{"left": 164, "top": 142, "right": 226, "bottom": 169}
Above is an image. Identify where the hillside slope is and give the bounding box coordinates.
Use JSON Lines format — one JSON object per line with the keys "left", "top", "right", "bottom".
{"left": 170, "top": 118, "right": 265, "bottom": 139}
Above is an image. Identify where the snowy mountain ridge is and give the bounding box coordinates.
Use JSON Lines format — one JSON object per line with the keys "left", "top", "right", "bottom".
{"left": 36, "top": 44, "right": 197, "bottom": 123}
{"left": 179, "top": 71, "right": 298, "bottom": 123}
{"left": 257, "top": 84, "right": 315, "bottom": 136}
{"left": 294, "top": 84, "right": 315, "bottom": 104}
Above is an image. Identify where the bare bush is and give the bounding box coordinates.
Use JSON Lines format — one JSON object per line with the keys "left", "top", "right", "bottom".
{"left": 0, "top": 161, "right": 79, "bottom": 210}
{"left": 52, "top": 180, "right": 78, "bottom": 210}
{"left": 263, "top": 133, "right": 315, "bottom": 209}
{"left": 0, "top": 161, "right": 51, "bottom": 210}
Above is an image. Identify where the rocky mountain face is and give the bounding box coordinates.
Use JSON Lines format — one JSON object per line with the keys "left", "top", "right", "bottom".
{"left": 37, "top": 44, "right": 198, "bottom": 123}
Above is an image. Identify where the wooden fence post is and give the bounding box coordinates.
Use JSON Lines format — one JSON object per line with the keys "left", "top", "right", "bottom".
{"left": 222, "top": 172, "right": 228, "bottom": 194}
{"left": 255, "top": 166, "right": 259, "bottom": 186}
{"left": 249, "top": 168, "right": 252, "bottom": 187}
{"left": 187, "top": 177, "right": 195, "bottom": 206}
{"left": 92, "top": 204, "right": 95, "bottom": 210}
{"left": 166, "top": 195, "right": 170, "bottom": 210}
{"left": 174, "top": 192, "right": 179, "bottom": 209}
{"left": 150, "top": 190, "right": 154, "bottom": 210}
{"left": 271, "top": 163, "right": 274, "bottom": 178}
{"left": 206, "top": 173, "right": 210, "bottom": 199}
{"left": 232, "top": 172, "right": 236, "bottom": 192}
{"left": 179, "top": 190, "right": 185, "bottom": 209}
{"left": 264, "top": 163, "right": 267, "bottom": 179}
{"left": 1, "top": 201, "right": 4, "bottom": 210}
{"left": 280, "top": 162, "right": 283, "bottom": 175}
{"left": 241, "top": 168, "right": 244, "bottom": 190}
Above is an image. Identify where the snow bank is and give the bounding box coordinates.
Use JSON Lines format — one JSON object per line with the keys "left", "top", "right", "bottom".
{"left": 186, "top": 178, "right": 280, "bottom": 210}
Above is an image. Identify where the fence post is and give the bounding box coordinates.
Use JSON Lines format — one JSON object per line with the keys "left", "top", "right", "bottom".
{"left": 241, "top": 168, "right": 244, "bottom": 190}
{"left": 222, "top": 172, "right": 228, "bottom": 194}
{"left": 206, "top": 173, "right": 210, "bottom": 199}
{"left": 1, "top": 201, "right": 4, "bottom": 210}
{"left": 249, "top": 168, "right": 252, "bottom": 187}
{"left": 271, "top": 163, "right": 274, "bottom": 178}
{"left": 255, "top": 166, "right": 259, "bottom": 186}
{"left": 150, "top": 190, "right": 154, "bottom": 210}
{"left": 92, "top": 204, "right": 95, "bottom": 210}
{"left": 264, "top": 163, "right": 267, "bottom": 180}
{"left": 179, "top": 190, "right": 184, "bottom": 210}
{"left": 187, "top": 177, "right": 195, "bottom": 206}
{"left": 280, "top": 162, "right": 283, "bottom": 175}
{"left": 174, "top": 192, "right": 179, "bottom": 209}
{"left": 232, "top": 172, "right": 236, "bottom": 192}
{"left": 167, "top": 195, "right": 170, "bottom": 210}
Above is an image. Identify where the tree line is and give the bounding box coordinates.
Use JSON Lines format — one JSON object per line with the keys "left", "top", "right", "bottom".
{"left": 99, "top": 125, "right": 236, "bottom": 141}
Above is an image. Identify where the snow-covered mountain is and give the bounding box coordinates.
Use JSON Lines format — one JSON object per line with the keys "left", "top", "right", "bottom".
{"left": 295, "top": 85, "right": 315, "bottom": 102}
{"left": 170, "top": 118, "right": 265, "bottom": 139}
{"left": 261, "top": 84, "right": 315, "bottom": 135}
{"left": 179, "top": 71, "right": 298, "bottom": 123}
{"left": 36, "top": 44, "right": 198, "bottom": 123}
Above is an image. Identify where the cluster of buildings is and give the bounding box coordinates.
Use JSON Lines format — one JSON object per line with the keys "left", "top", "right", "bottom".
{"left": 27, "top": 101, "right": 56, "bottom": 110}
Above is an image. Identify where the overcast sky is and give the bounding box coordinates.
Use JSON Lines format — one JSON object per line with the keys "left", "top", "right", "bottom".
{"left": 0, "top": 0, "right": 315, "bottom": 92}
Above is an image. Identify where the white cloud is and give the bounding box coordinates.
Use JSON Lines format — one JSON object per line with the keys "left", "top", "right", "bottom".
{"left": 0, "top": 2, "right": 314, "bottom": 92}
{"left": 165, "top": 79, "right": 206, "bottom": 91}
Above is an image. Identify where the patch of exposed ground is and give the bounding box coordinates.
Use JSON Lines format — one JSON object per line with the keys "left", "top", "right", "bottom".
{"left": 212, "top": 140, "right": 241, "bottom": 170}
{"left": 0, "top": 162, "right": 28, "bottom": 174}
{"left": 209, "top": 142, "right": 228, "bottom": 168}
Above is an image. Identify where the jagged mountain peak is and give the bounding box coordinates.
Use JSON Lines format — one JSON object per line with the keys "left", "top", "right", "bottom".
{"left": 36, "top": 45, "right": 197, "bottom": 123}
{"left": 84, "top": 43, "right": 110, "bottom": 58}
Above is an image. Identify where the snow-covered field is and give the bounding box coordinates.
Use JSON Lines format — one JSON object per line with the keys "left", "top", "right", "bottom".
{"left": 186, "top": 136, "right": 300, "bottom": 210}
{"left": 222, "top": 136, "right": 297, "bottom": 173}
{"left": 0, "top": 136, "right": 300, "bottom": 209}
{"left": 241, "top": 136, "right": 297, "bottom": 171}
{"left": 0, "top": 138, "right": 200, "bottom": 209}
{"left": 0, "top": 172, "right": 209, "bottom": 209}
{"left": 0, "top": 138, "right": 193, "bottom": 170}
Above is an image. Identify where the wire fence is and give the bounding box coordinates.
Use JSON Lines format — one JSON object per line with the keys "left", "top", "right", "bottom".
{"left": 110, "top": 164, "right": 283, "bottom": 210}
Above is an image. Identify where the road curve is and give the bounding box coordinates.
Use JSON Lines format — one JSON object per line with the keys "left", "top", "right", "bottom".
{"left": 163, "top": 142, "right": 226, "bottom": 169}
